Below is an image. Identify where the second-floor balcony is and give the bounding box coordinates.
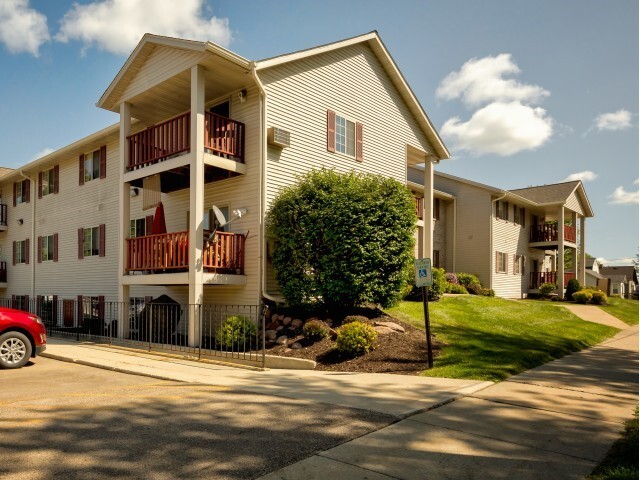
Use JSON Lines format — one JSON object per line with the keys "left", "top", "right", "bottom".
{"left": 126, "top": 231, "right": 245, "bottom": 275}
{"left": 127, "top": 112, "right": 245, "bottom": 171}
{"left": 530, "top": 223, "right": 576, "bottom": 244}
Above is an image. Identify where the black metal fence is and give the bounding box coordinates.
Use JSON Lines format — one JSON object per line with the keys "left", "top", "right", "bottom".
{"left": 0, "top": 298, "right": 265, "bottom": 368}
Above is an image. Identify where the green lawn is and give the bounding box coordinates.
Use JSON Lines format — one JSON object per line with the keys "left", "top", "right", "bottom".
{"left": 588, "top": 409, "right": 639, "bottom": 480}
{"left": 598, "top": 297, "right": 639, "bottom": 326}
{"left": 386, "top": 296, "right": 618, "bottom": 382}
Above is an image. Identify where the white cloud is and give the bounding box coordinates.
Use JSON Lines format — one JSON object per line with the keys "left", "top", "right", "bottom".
{"left": 609, "top": 186, "right": 639, "bottom": 205}
{"left": 595, "top": 109, "right": 633, "bottom": 131}
{"left": 440, "top": 101, "right": 553, "bottom": 156}
{"left": 436, "top": 54, "right": 549, "bottom": 108}
{"left": 56, "top": 0, "right": 232, "bottom": 55}
{"left": 0, "top": 0, "right": 50, "bottom": 57}
{"left": 32, "top": 147, "right": 54, "bottom": 160}
{"left": 563, "top": 171, "right": 598, "bottom": 182}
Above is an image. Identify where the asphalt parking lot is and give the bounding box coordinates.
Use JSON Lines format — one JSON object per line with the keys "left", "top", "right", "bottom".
{"left": 0, "top": 357, "right": 394, "bottom": 480}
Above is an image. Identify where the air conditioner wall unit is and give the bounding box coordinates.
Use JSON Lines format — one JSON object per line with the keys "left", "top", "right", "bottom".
{"left": 267, "top": 127, "right": 291, "bottom": 148}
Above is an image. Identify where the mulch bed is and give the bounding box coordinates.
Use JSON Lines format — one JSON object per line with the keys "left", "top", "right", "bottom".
{"left": 266, "top": 318, "right": 439, "bottom": 375}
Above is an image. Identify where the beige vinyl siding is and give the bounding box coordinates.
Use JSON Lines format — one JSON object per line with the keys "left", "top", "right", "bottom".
{"left": 259, "top": 43, "right": 436, "bottom": 209}
{"left": 433, "top": 201, "right": 447, "bottom": 268}
{"left": 433, "top": 175, "right": 492, "bottom": 287}
{"left": 444, "top": 201, "right": 455, "bottom": 272}
{"left": 121, "top": 46, "right": 203, "bottom": 102}
{"left": 1, "top": 181, "right": 33, "bottom": 296}
{"left": 565, "top": 191, "right": 585, "bottom": 216}
{"left": 491, "top": 204, "right": 531, "bottom": 298}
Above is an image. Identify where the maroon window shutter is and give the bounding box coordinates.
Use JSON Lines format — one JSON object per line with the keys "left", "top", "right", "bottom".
{"left": 495, "top": 252, "right": 499, "bottom": 273}
{"left": 54, "top": 165, "right": 60, "bottom": 194}
{"left": 522, "top": 256, "right": 526, "bottom": 276}
{"left": 79, "top": 154, "right": 85, "bottom": 186}
{"left": 13, "top": 182, "right": 16, "bottom": 207}
{"left": 434, "top": 198, "right": 440, "bottom": 220}
{"left": 78, "top": 228, "right": 84, "bottom": 259}
{"left": 38, "top": 172, "right": 43, "bottom": 199}
{"left": 327, "top": 110, "right": 336, "bottom": 153}
{"left": 52, "top": 295, "right": 58, "bottom": 324}
{"left": 145, "top": 216, "right": 154, "bottom": 236}
{"left": 99, "top": 146, "right": 107, "bottom": 179}
{"left": 25, "top": 180, "right": 30, "bottom": 204}
{"left": 25, "top": 238, "right": 29, "bottom": 265}
{"left": 77, "top": 295, "right": 83, "bottom": 326}
{"left": 37, "top": 236, "right": 42, "bottom": 263}
{"left": 53, "top": 233, "right": 59, "bottom": 262}
{"left": 99, "top": 224, "right": 106, "bottom": 257}
{"left": 98, "top": 296, "right": 105, "bottom": 319}
{"left": 12, "top": 241, "right": 16, "bottom": 265}
{"left": 355, "top": 122, "right": 363, "bottom": 161}
{"left": 495, "top": 201, "right": 499, "bottom": 219}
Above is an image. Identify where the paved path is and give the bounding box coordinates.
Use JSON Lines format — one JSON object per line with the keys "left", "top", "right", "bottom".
{"left": 259, "top": 326, "right": 639, "bottom": 480}
{"left": 562, "top": 304, "right": 630, "bottom": 329}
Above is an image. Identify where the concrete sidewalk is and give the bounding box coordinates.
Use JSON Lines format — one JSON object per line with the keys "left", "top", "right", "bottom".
{"left": 41, "top": 338, "right": 491, "bottom": 418}
{"left": 260, "top": 326, "right": 639, "bottom": 480}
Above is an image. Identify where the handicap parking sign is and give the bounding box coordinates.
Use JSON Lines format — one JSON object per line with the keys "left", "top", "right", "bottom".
{"left": 414, "top": 258, "right": 432, "bottom": 287}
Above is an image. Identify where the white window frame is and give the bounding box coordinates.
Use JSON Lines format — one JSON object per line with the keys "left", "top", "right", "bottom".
{"left": 41, "top": 234, "right": 54, "bottom": 262}
{"left": 16, "top": 180, "right": 28, "bottom": 204}
{"left": 497, "top": 251, "right": 507, "bottom": 273}
{"left": 514, "top": 255, "right": 525, "bottom": 275}
{"left": 42, "top": 168, "right": 55, "bottom": 196}
{"left": 496, "top": 201, "right": 508, "bottom": 221}
{"left": 335, "top": 113, "right": 356, "bottom": 157}
{"left": 83, "top": 226, "right": 100, "bottom": 257}
{"left": 130, "top": 218, "right": 146, "bottom": 238}
{"left": 84, "top": 150, "right": 101, "bottom": 183}
{"left": 16, "top": 240, "right": 27, "bottom": 264}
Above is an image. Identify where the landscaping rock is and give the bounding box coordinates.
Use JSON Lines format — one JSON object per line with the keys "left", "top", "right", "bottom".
{"left": 266, "top": 320, "right": 280, "bottom": 330}
{"left": 373, "top": 325, "right": 395, "bottom": 335}
{"left": 276, "top": 335, "right": 288, "bottom": 345}
{"left": 282, "top": 317, "right": 292, "bottom": 326}
{"left": 265, "top": 330, "right": 278, "bottom": 341}
{"left": 276, "top": 326, "right": 284, "bottom": 331}
{"left": 374, "top": 321, "right": 405, "bottom": 333}
{"left": 291, "top": 319, "right": 303, "bottom": 328}
{"left": 290, "top": 342, "right": 302, "bottom": 349}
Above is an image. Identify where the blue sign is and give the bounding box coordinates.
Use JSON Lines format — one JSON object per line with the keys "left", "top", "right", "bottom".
{"left": 414, "top": 258, "right": 432, "bottom": 287}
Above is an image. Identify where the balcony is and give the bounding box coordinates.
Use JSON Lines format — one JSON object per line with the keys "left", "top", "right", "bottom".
{"left": 530, "top": 223, "right": 576, "bottom": 244}
{"left": 127, "top": 112, "right": 245, "bottom": 171}
{"left": 529, "top": 271, "right": 575, "bottom": 289}
{"left": 126, "top": 231, "right": 245, "bottom": 274}
{"left": 415, "top": 197, "right": 424, "bottom": 220}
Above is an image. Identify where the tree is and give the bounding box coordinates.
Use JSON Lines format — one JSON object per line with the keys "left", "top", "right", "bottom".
{"left": 265, "top": 169, "right": 416, "bottom": 309}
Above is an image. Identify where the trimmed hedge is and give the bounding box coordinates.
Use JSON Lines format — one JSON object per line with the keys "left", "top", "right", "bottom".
{"left": 572, "top": 290, "right": 593, "bottom": 304}
{"left": 335, "top": 321, "right": 378, "bottom": 356}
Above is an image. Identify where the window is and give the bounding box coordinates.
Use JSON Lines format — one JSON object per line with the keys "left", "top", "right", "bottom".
{"left": 79, "top": 224, "right": 105, "bottom": 259}
{"left": 514, "top": 255, "right": 525, "bottom": 275}
{"left": 40, "top": 234, "right": 56, "bottom": 262}
{"left": 14, "top": 179, "right": 29, "bottom": 205}
{"left": 327, "top": 110, "right": 363, "bottom": 161}
{"left": 14, "top": 240, "right": 28, "bottom": 264}
{"left": 496, "top": 251, "right": 507, "bottom": 273}
{"left": 80, "top": 146, "right": 106, "bottom": 184}
{"left": 130, "top": 218, "right": 147, "bottom": 238}
{"left": 513, "top": 206, "right": 525, "bottom": 228}
{"left": 40, "top": 167, "right": 58, "bottom": 197}
{"left": 496, "top": 201, "right": 508, "bottom": 221}
{"left": 186, "top": 207, "right": 229, "bottom": 232}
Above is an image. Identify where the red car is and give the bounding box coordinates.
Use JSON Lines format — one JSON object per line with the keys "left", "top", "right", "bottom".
{"left": 0, "top": 307, "right": 47, "bottom": 369}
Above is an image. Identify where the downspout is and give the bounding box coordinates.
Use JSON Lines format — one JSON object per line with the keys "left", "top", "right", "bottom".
{"left": 250, "top": 62, "right": 279, "bottom": 304}
{"left": 19, "top": 171, "right": 36, "bottom": 298}
{"left": 489, "top": 192, "right": 507, "bottom": 290}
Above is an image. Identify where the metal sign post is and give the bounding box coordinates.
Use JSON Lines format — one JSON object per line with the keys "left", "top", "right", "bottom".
{"left": 414, "top": 258, "right": 434, "bottom": 368}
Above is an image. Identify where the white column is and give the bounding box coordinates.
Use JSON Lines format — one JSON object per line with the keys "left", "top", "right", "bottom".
{"left": 118, "top": 102, "right": 131, "bottom": 339}
{"left": 571, "top": 212, "right": 578, "bottom": 280}
{"left": 557, "top": 206, "right": 565, "bottom": 295}
{"left": 422, "top": 158, "right": 435, "bottom": 262}
{"left": 188, "top": 64, "right": 205, "bottom": 347}
{"left": 579, "top": 216, "right": 586, "bottom": 285}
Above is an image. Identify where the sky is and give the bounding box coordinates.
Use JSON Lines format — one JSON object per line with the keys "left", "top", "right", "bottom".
{"left": 0, "top": 0, "right": 637, "bottom": 264}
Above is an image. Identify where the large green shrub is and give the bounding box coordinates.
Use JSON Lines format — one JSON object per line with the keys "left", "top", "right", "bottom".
{"left": 572, "top": 290, "right": 593, "bottom": 304}
{"left": 215, "top": 315, "right": 257, "bottom": 350}
{"left": 429, "top": 267, "right": 447, "bottom": 301}
{"left": 335, "top": 321, "right": 378, "bottom": 356}
{"left": 539, "top": 282, "right": 556, "bottom": 297}
{"left": 590, "top": 290, "right": 607, "bottom": 305}
{"left": 456, "top": 273, "right": 481, "bottom": 288}
{"left": 447, "top": 283, "right": 469, "bottom": 294}
{"left": 266, "top": 169, "right": 416, "bottom": 309}
{"left": 565, "top": 278, "right": 581, "bottom": 301}
{"left": 302, "top": 320, "right": 330, "bottom": 340}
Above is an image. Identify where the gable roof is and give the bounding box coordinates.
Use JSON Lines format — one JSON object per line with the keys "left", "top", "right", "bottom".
{"left": 509, "top": 180, "right": 594, "bottom": 217}
{"left": 586, "top": 269, "right": 605, "bottom": 280}
{"left": 255, "top": 31, "right": 450, "bottom": 161}
{"left": 600, "top": 266, "right": 638, "bottom": 283}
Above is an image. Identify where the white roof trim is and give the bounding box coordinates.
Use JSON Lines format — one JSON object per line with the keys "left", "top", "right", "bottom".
{"left": 407, "top": 181, "right": 455, "bottom": 199}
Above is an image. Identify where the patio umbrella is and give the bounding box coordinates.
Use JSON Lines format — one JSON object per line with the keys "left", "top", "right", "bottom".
{"left": 152, "top": 202, "right": 167, "bottom": 235}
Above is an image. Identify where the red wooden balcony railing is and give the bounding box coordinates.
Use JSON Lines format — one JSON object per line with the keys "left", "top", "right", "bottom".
{"left": 415, "top": 197, "right": 424, "bottom": 220}
{"left": 204, "top": 112, "right": 245, "bottom": 163}
{"left": 529, "top": 271, "right": 575, "bottom": 289}
{"left": 126, "top": 231, "right": 245, "bottom": 274}
{"left": 530, "top": 223, "right": 577, "bottom": 243}
{"left": 127, "top": 112, "right": 191, "bottom": 170}
{"left": 126, "top": 112, "right": 246, "bottom": 170}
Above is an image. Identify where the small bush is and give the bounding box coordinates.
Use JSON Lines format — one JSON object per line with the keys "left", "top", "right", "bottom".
{"left": 565, "top": 278, "right": 581, "bottom": 301}
{"left": 457, "top": 273, "right": 481, "bottom": 288}
{"left": 466, "top": 283, "right": 483, "bottom": 295}
{"left": 342, "top": 315, "right": 372, "bottom": 326}
{"left": 335, "top": 321, "right": 378, "bottom": 356}
{"left": 573, "top": 290, "right": 593, "bottom": 304}
{"left": 480, "top": 288, "right": 496, "bottom": 297}
{"left": 445, "top": 272, "right": 459, "bottom": 284}
{"left": 539, "top": 282, "right": 557, "bottom": 297}
{"left": 303, "top": 319, "right": 330, "bottom": 340}
{"left": 428, "top": 268, "right": 447, "bottom": 301}
{"left": 590, "top": 290, "right": 608, "bottom": 305}
{"left": 215, "top": 315, "right": 257, "bottom": 350}
{"left": 448, "top": 283, "right": 469, "bottom": 294}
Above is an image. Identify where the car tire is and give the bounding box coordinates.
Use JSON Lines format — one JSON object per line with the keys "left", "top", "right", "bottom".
{"left": 0, "top": 331, "right": 33, "bottom": 369}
